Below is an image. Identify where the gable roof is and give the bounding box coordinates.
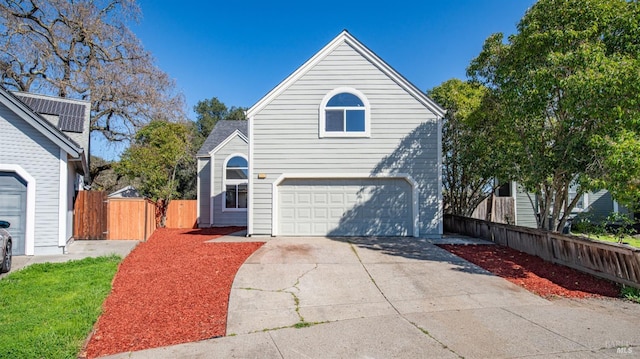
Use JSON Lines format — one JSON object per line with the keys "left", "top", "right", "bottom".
{"left": 196, "top": 120, "right": 248, "bottom": 157}
{"left": 246, "top": 30, "right": 446, "bottom": 118}
{"left": 0, "top": 85, "right": 88, "bottom": 175}
{"left": 108, "top": 185, "right": 142, "bottom": 198}
{"left": 13, "top": 92, "right": 89, "bottom": 133}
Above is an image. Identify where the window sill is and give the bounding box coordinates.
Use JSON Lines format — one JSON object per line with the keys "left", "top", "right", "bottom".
{"left": 222, "top": 208, "right": 248, "bottom": 213}
{"left": 319, "top": 131, "right": 370, "bottom": 138}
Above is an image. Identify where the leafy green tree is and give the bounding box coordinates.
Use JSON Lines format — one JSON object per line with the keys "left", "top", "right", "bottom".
{"left": 116, "top": 120, "right": 192, "bottom": 226}
{"left": 428, "top": 79, "right": 500, "bottom": 216}
{"left": 192, "top": 97, "right": 246, "bottom": 150}
{"left": 592, "top": 130, "right": 640, "bottom": 211}
{"left": 89, "top": 155, "right": 141, "bottom": 193}
{"left": 468, "top": 0, "right": 640, "bottom": 231}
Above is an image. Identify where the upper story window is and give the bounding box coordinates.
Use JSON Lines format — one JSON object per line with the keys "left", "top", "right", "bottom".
{"left": 319, "top": 87, "right": 370, "bottom": 138}
{"left": 223, "top": 155, "right": 248, "bottom": 211}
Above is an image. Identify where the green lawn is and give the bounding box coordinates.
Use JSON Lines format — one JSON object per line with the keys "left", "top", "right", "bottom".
{"left": 572, "top": 232, "right": 640, "bottom": 248}
{"left": 0, "top": 255, "right": 121, "bottom": 358}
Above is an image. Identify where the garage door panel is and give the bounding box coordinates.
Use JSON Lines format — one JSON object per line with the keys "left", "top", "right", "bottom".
{"left": 280, "top": 207, "right": 295, "bottom": 219}
{"left": 280, "top": 193, "right": 295, "bottom": 205}
{"left": 330, "top": 193, "right": 344, "bottom": 204}
{"left": 313, "top": 207, "right": 328, "bottom": 219}
{"left": 278, "top": 178, "right": 412, "bottom": 236}
{"left": 297, "top": 193, "right": 311, "bottom": 205}
{"left": 0, "top": 172, "right": 27, "bottom": 255}
{"left": 296, "top": 207, "right": 311, "bottom": 219}
{"left": 313, "top": 193, "right": 328, "bottom": 205}
{"left": 329, "top": 207, "right": 344, "bottom": 219}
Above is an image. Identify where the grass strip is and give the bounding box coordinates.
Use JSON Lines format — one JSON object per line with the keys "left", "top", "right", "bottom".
{"left": 0, "top": 255, "right": 121, "bottom": 358}
{"left": 572, "top": 232, "right": 640, "bottom": 248}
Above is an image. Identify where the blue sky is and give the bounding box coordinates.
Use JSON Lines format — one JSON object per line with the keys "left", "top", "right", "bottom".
{"left": 134, "top": 0, "right": 535, "bottom": 117}
{"left": 95, "top": 0, "right": 535, "bottom": 159}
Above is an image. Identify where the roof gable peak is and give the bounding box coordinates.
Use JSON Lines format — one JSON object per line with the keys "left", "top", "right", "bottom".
{"left": 246, "top": 30, "right": 445, "bottom": 118}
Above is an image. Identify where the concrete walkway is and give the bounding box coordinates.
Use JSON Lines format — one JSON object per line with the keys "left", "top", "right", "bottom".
{"left": 105, "top": 235, "right": 640, "bottom": 359}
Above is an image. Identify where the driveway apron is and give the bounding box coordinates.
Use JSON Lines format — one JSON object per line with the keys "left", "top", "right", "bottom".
{"left": 223, "top": 236, "right": 640, "bottom": 359}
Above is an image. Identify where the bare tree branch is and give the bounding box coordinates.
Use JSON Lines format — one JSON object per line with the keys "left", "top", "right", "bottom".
{"left": 0, "top": 0, "right": 185, "bottom": 142}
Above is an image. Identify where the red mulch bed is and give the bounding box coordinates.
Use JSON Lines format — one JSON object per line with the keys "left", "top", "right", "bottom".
{"left": 438, "top": 244, "right": 620, "bottom": 299}
{"left": 82, "top": 227, "right": 263, "bottom": 359}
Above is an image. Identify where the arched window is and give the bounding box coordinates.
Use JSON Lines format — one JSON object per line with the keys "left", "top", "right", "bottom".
{"left": 223, "top": 155, "right": 248, "bottom": 210}
{"left": 319, "top": 87, "right": 370, "bottom": 138}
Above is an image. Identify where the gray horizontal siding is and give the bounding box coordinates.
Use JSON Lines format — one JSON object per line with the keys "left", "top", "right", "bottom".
{"left": 0, "top": 102, "right": 62, "bottom": 254}
{"left": 514, "top": 186, "right": 629, "bottom": 227}
{"left": 251, "top": 42, "right": 440, "bottom": 236}
{"left": 515, "top": 185, "right": 538, "bottom": 228}
{"left": 212, "top": 135, "right": 248, "bottom": 226}
{"left": 587, "top": 190, "right": 612, "bottom": 221}
{"left": 585, "top": 189, "right": 631, "bottom": 220}
{"left": 197, "top": 158, "right": 211, "bottom": 227}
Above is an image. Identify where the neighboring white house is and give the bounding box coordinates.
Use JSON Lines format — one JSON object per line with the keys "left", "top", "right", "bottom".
{"left": 197, "top": 30, "right": 445, "bottom": 237}
{"left": 196, "top": 120, "right": 248, "bottom": 227}
{"left": 0, "top": 86, "right": 90, "bottom": 255}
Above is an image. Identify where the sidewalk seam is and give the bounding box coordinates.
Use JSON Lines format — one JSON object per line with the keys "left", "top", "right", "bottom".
{"left": 502, "top": 307, "right": 590, "bottom": 350}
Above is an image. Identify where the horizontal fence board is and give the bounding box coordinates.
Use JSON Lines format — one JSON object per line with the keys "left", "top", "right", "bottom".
{"left": 444, "top": 214, "right": 640, "bottom": 289}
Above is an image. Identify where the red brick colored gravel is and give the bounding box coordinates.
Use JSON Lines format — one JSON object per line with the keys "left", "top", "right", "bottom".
{"left": 438, "top": 244, "right": 620, "bottom": 299}
{"left": 82, "top": 227, "right": 263, "bottom": 359}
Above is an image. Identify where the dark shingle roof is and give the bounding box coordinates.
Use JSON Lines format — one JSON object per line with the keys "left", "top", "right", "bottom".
{"left": 13, "top": 94, "right": 86, "bottom": 133}
{"left": 197, "top": 120, "right": 248, "bottom": 156}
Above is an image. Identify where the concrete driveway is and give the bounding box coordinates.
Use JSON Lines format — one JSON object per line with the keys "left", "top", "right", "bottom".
{"left": 107, "top": 236, "right": 640, "bottom": 359}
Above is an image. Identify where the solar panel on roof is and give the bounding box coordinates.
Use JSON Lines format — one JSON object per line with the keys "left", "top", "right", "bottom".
{"left": 14, "top": 95, "right": 86, "bottom": 133}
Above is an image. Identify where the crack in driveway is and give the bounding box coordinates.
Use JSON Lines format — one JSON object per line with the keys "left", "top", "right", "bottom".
{"left": 237, "top": 263, "right": 319, "bottom": 330}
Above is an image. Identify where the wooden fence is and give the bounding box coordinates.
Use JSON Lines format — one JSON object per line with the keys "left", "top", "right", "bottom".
{"left": 471, "top": 196, "right": 515, "bottom": 224}
{"left": 444, "top": 214, "right": 640, "bottom": 288}
{"left": 73, "top": 191, "right": 107, "bottom": 240}
{"left": 108, "top": 198, "right": 156, "bottom": 241}
{"left": 74, "top": 192, "right": 198, "bottom": 241}
{"left": 165, "top": 200, "right": 197, "bottom": 229}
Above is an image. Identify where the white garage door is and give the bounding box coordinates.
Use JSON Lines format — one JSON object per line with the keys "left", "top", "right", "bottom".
{"left": 0, "top": 172, "right": 27, "bottom": 255}
{"left": 278, "top": 178, "right": 413, "bottom": 236}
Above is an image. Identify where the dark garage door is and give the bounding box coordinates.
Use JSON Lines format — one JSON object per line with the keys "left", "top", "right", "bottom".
{"left": 0, "top": 172, "right": 27, "bottom": 255}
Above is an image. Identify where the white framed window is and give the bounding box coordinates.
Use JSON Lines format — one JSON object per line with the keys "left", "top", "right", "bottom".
{"left": 319, "top": 87, "right": 371, "bottom": 138}
{"left": 569, "top": 186, "right": 588, "bottom": 213}
{"left": 223, "top": 154, "right": 248, "bottom": 211}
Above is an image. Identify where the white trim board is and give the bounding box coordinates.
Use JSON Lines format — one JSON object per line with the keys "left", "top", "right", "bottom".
{"left": 0, "top": 164, "right": 36, "bottom": 255}
{"left": 58, "top": 149, "right": 67, "bottom": 248}
{"left": 221, "top": 153, "right": 249, "bottom": 213}
{"left": 247, "top": 116, "right": 255, "bottom": 235}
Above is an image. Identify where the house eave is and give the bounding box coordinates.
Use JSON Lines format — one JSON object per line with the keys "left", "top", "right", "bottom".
{"left": 0, "top": 87, "right": 84, "bottom": 157}
{"left": 68, "top": 150, "right": 90, "bottom": 183}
